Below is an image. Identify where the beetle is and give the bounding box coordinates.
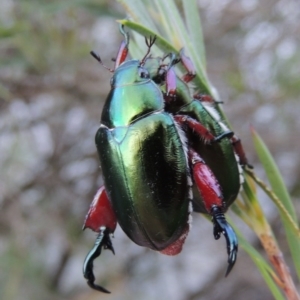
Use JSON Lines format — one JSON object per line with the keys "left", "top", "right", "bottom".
{"left": 83, "top": 26, "right": 240, "bottom": 293}
{"left": 142, "top": 52, "right": 246, "bottom": 271}
{"left": 144, "top": 51, "right": 250, "bottom": 210}
{"left": 143, "top": 52, "right": 251, "bottom": 274}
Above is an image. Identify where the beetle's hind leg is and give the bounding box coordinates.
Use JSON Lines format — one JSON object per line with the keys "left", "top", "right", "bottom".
{"left": 83, "top": 186, "right": 117, "bottom": 293}
{"left": 83, "top": 228, "right": 115, "bottom": 293}
{"left": 188, "top": 148, "right": 238, "bottom": 276}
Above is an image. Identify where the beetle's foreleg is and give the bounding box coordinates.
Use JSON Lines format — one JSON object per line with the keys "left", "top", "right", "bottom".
{"left": 113, "top": 25, "right": 130, "bottom": 69}
{"left": 83, "top": 228, "right": 115, "bottom": 293}
{"left": 189, "top": 148, "right": 238, "bottom": 276}
{"left": 83, "top": 186, "right": 117, "bottom": 293}
{"left": 174, "top": 115, "right": 233, "bottom": 144}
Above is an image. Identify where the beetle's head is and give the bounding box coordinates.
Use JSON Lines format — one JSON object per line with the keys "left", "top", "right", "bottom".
{"left": 110, "top": 60, "right": 151, "bottom": 88}
{"left": 110, "top": 34, "right": 158, "bottom": 88}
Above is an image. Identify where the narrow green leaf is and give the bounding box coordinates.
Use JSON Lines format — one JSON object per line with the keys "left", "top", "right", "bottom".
{"left": 183, "top": 0, "right": 206, "bottom": 68}
{"left": 252, "top": 129, "right": 296, "bottom": 220}
{"left": 153, "top": 0, "right": 178, "bottom": 39}
{"left": 252, "top": 128, "right": 300, "bottom": 279}
{"left": 246, "top": 169, "right": 300, "bottom": 238}
{"left": 118, "top": 20, "right": 179, "bottom": 55}
{"left": 117, "top": 0, "right": 159, "bottom": 32}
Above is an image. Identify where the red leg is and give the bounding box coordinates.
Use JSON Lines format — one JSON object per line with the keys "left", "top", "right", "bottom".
{"left": 192, "top": 94, "right": 251, "bottom": 168}
{"left": 113, "top": 40, "right": 129, "bottom": 69}
{"left": 175, "top": 115, "right": 215, "bottom": 144}
{"left": 165, "top": 65, "right": 177, "bottom": 97}
{"left": 113, "top": 25, "right": 129, "bottom": 68}
{"left": 174, "top": 115, "right": 233, "bottom": 144}
{"left": 231, "top": 135, "right": 252, "bottom": 168}
{"left": 188, "top": 148, "right": 223, "bottom": 213}
{"left": 83, "top": 186, "right": 117, "bottom": 233}
{"left": 83, "top": 186, "right": 117, "bottom": 293}
{"left": 179, "top": 49, "right": 196, "bottom": 83}
{"left": 194, "top": 94, "right": 223, "bottom": 105}
{"left": 189, "top": 148, "right": 238, "bottom": 275}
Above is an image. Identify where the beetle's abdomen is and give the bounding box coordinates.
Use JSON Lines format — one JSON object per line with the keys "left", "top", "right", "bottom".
{"left": 96, "top": 112, "right": 190, "bottom": 251}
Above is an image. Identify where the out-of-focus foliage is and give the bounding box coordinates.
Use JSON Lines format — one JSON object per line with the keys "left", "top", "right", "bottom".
{"left": 0, "top": 0, "right": 299, "bottom": 299}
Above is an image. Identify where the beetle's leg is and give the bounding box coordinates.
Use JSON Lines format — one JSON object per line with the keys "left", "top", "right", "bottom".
{"left": 189, "top": 148, "right": 238, "bottom": 276}
{"left": 174, "top": 115, "right": 233, "bottom": 144}
{"left": 83, "top": 227, "right": 115, "bottom": 293}
{"left": 114, "top": 25, "right": 130, "bottom": 68}
{"left": 193, "top": 94, "right": 223, "bottom": 105}
{"left": 83, "top": 186, "right": 117, "bottom": 293}
{"left": 211, "top": 206, "right": 238, "bottom": 276}
{"left": 189, "top": 148, "right": 223, "bottom": 211}
{"left": 179, "top": 49, "right": 196, "bottom": 83}
{"left": 231, "top": 135, "right": 253, "bottom": 168}
{"left": 83, "top": 186, "right": 117, "bottom": 232}
{"left": 165, "top": 62, "right": 177, "bottom": 97}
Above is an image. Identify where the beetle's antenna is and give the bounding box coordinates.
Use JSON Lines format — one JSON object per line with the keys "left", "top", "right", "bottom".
{"left": 140, "top": 35, "right": 157, "bottom": 66}
{"left": 90, "top": 51, "right": 114, "bottom": 73}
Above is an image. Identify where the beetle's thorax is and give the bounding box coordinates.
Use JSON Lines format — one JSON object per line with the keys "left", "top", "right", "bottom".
{"left": 101, "top": 60, "right": 165, "bottom": 128}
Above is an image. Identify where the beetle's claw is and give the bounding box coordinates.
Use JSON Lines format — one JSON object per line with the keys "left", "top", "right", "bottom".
{"left": 83, "top": 228, "right": 114, "bottom": 293}
{"left": 211, "top": 206, "right": 238, "bottom": 277}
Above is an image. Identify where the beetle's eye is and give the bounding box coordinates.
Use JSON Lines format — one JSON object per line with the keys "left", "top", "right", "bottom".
{"left": 138, "top": 67, "right": 150, "bottom": 79}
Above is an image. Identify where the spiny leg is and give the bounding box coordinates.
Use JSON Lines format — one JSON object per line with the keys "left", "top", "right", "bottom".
{"left": 189, "top": 148, "right": 238, "bottom": 276}
{"left": 83, "top": 186, "right": 117, "bottom": 293}
{"left": 174, "top": 115, "right": 233, "bottom": 144}
{"left": 231, "top": 135, "right": 253, "bottom": 168}
{"left": 193, "top": 94, "right": 223, "bottom": 105}
{"left": 192, "top": 94, "right": 251, "bottom": 168}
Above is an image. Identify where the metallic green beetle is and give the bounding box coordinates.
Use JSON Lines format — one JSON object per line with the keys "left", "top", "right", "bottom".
{"left": 143, "top": 51, "right": 250, "bottom": 275}
{"left": 144, "top": 53, "right": 248, "bottom": 211}
{"left": 83, "top": 28, "right": 241, "bottom": 293}
{"left": 83, "top": 35, "right": 192, "bottom": 293}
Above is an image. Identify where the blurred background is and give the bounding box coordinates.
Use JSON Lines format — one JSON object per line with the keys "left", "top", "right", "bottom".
{"left": 0, "top": 0, "right": 299, "bottom": 299}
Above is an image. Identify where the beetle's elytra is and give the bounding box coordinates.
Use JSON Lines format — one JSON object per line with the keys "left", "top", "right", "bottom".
{"left": 83, "top": 26, "right": 249, "bottom": 293}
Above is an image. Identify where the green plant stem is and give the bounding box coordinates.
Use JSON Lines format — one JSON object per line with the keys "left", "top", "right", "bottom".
{"left": 246, "top": 168, "right": 300, "bottom": 238}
